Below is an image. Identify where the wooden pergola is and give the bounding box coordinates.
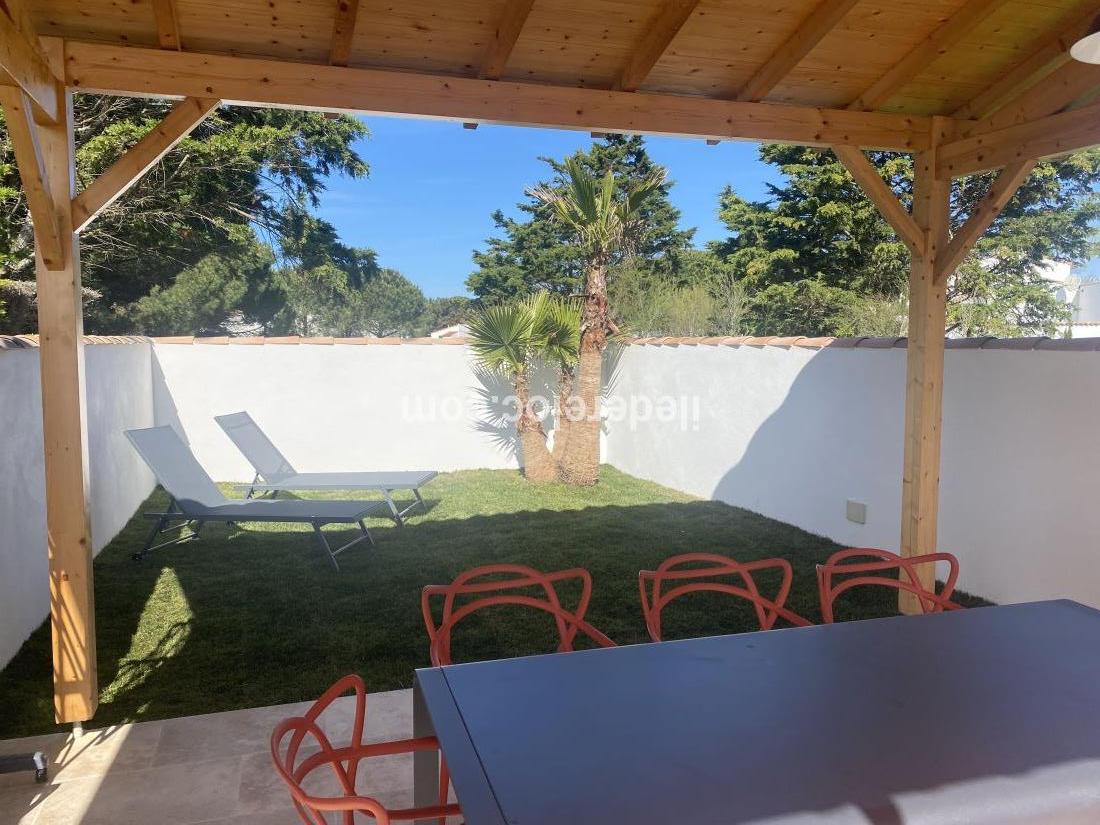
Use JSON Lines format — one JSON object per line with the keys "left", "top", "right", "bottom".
{"left": 3, "top": 0, "right": 1099, "bottom": 726}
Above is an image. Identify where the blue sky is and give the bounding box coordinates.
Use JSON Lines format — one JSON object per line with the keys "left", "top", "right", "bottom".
{"left": 315, "top": 116, "right": 782, "bottom": 298}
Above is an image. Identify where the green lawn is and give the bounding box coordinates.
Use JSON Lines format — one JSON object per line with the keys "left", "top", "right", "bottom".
{"left": 0, "top": 467, "right": 986, "bottom": 738}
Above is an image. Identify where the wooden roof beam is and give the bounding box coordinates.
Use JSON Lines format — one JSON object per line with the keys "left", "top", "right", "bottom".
{"left": 479, "top": 0, "right": 535, "bottom": 80}
{"left": 72, "top": 96, "right": 220, "bottom": 233}
{"left": 952, "top": 1, "right": 1100, "bottom": 121}
{"left": 957, "top": 60, "right": 1100, "bottom": 138}
{"left": 0, "top": 3, "right": 60, "bottom": 122}
{"left": 63, "top": 41, "right": 935, "bottom": 151}
{"left": 848, "top": 0, "right": 1010, "bottom": 112}
{"left": 934, "top": 158, "right": 1036, "bottom": 281}
{"left": 150, "top": 0, "right": 181, "bottom": 50}
{"left": 615, "top": 0, "right": 699, "bottom": 93}
{"left": 0, "top": 86, "right": 62, "bottom": 267}
{"left": 937, "top": 99, "right": 1100, "bottom": 177}
{"left": 736, "top": 0, "right": 859, "bottom": 103}
{"left": 329, "top": 0, "right": 360, "bottom": 67}
{"left": 832, "top": 144, "right": 925, "bottom": 257}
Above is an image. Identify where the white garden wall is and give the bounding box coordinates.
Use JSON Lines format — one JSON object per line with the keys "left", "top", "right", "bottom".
{"left": 605, "top": 340, "right": 1100, "bottom": 609}
{"left": 0, "top": 342, "right": 155, "bottom": 668}
{"left": 151, "top": 341, "right": 523, "bottom": 481}
{"left": 3, "top": 334, "right": 1100, "bottom": 670}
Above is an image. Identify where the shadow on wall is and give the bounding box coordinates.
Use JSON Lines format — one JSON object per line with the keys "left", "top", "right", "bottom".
{"left": 708, "top": 347, "right": 907, "bottom": 552}
{"left": 151, "top": 350, "right": 185, "bottom": 436}
{"left": 470, "top": 364, "right": 560, "bottom": 466}
{"left": 470, "top": 343, "right": 629, "bottom": 467}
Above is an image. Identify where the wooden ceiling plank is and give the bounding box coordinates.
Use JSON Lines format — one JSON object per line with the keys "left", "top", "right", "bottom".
{"left": 960, "top": 59, "right": 1100, "bottom": 137}
{"left": 150, "top": 0, "right": 181, "bottom": 50}
{"left": 934, "top": 158, "right": 1035, "bottom": 281}
{"left": 952, "top": 1, "right": 1100, "bottom": 121}
{"left": 72, "top": 96, "right": 220, "bottom": 233}
{"left": 480, "top": 0, "right": 535, "bottom": 80}
{"left": 0, "top": 86, "right": 62, "bottom": 268}
{"left": 0, "top": 0, "right": 38, "bottom": 47}
{"left": 848, "top": 0, "right": 1011, "bottom": 112}
{"left": 937, "top": 100, "right": 1100, "bottom": 177}
{"left": 329, "top": 0, "right": 361, "bottom": 67}
{"left": 832, "top": 144, "right": 925, "bottom": 257}
{"left": 0, "top": 5, "right": 59, "bottom": 121}
{"left": 64, "top": 41, "right": 933, "bottom": 151}
{"left": 615, "top": 0, "right": 699, "bottom": 93}
{"left": 736, "top": 0, "right": 859, "bottom": 103}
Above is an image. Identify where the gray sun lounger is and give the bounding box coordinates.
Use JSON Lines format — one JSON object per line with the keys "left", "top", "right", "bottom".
{"left": 125, "top": 426, "right": 387, "bottom": 569}
{"left": 214, "top": 411, "right": 437, "bottom": 525}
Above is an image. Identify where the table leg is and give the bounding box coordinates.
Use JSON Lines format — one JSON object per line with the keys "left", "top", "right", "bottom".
{"left": 413, "top": 677, "right": 440, "bottom": 824}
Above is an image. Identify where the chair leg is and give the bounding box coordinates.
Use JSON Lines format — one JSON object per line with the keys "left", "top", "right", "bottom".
{"left": 311, "top": 522, "right": 340, "bottom": 571}
{"left": 383, "top": 490, "right": 404, "bottom": 526}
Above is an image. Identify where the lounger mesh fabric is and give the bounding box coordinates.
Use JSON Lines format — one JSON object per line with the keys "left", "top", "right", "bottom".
{"left": 213, "top": 411, "right": 295, "bottom": 482}
{"left": 125, "top": 425, "right": 228, "bottom": 507}
{"left": 123, "top": 425, "right": 383, "bottom": 569}
{"left": 213, "top": 411, "right": 438, "bottom": 524}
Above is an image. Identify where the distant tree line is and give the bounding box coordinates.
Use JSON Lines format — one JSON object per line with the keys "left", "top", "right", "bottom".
{"left": 0, "top": 95, "right": 471, "bottom": 337}
{"left": 467, "top": 135, "right": 1100, "bottom": 338}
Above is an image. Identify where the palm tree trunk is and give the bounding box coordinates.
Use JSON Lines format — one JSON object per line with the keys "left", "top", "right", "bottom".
{"left": 514, "top": 371, "right": 556, "bottom": 482}
{"left": 551, "top": 364, "right": 575, "bottom": 465}
{"left": 558, "top": 261, "right": 608, "bottom": 486}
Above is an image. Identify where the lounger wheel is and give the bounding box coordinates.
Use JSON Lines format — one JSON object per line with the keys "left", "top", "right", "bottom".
{"left": 132, "top": 552, "right": 145, "bottom": 562}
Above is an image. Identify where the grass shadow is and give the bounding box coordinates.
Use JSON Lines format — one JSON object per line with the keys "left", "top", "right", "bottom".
{"left": 0, "top": 467, "right": 988, "bottom": 738}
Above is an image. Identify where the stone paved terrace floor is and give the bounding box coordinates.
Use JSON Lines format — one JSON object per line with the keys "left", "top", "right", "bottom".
{"left": 0, "top": 689, "right": 422, "bottom": 825}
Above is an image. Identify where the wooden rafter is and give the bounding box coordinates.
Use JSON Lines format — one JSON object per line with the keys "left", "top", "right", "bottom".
{"left": 958, "top": 60, "right": 1100, "bottom": 138}
{"left": 0, "top": 85, "right": 62, "bottom": 267}
{"left": 832, "top": 145, "right": 924, "bottom": 257}
{"left": 736, "top": 0, "right": 859, "bottom": 102}
{"left": 0, "top": 3, "right": 59, "bottom": 121}
{"left": 479, "top": 0, "right": 535, "bottom": 80}
{"left": 938, "top": 99, "right": 1100, "bottom": 177}
{"left": 848, "top": 0, "right": 1010, "bottom": 112}
{"left": 329, "top": 0, "right": 360, "bottom": 67}
{"left": 952, "top": 1, "right": 1100, "bottom": 120}
{"left": 71, "top": 97, "right": 220, "bottom": 233}
{"left": 934, "top": 159, "right": 1036, "bottom": 281}
{"left": 614, "top": 0, "right": 699, "bottom": 93}
{"left": 64, "top": 42, "right": 933, "bottom": 151}
{"left": 150, "top": 0, "right": 181, "bottom": 50}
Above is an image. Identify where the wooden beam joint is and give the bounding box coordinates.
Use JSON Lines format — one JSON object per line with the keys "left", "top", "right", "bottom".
{"left": 833, "top": 144, "right": 925, "bottom": 257}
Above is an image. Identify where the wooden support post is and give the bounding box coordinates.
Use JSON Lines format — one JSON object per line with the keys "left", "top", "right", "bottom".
{"left": 36, "top": 87, "right": 97, "bottom": 722}
{"left": 899, "top": 117, "right": 951, "bottom": 614}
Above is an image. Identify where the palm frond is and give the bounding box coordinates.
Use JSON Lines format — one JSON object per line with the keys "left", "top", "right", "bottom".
{"left": 466, "top": 302, "right": 535, "bottom": 375}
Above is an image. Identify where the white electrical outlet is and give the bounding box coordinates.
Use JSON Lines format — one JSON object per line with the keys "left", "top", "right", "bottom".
{"left": 846, "top": 500, "right": 867, "bottom": 525}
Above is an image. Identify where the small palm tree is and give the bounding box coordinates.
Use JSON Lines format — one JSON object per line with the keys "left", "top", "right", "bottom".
{"left": 468, "top": 293, "right": 580, "bottom": 482}
{"left": 531, "top": 156, "right": 665, "bottom": 485}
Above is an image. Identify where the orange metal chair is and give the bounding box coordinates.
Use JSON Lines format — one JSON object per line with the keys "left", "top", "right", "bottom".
{"left": 816, "top": 547, "right": 964, "bottom": 623}
{"left": 639, "top": 552, "right": 812, "bottom": 641}
{"left": 271, "top": 674, "right": 460, "bottom": 825}
{"left": 421, "top": 564, "right": 617, "bottom": 666}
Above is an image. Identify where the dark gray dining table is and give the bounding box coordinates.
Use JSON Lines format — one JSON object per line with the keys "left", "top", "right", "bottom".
{"left": 411, "top": 599, "right": 1100, "bottom": 824}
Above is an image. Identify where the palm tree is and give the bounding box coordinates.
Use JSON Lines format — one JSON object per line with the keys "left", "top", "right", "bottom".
{"left": 467, "top": 293, "right": 580, "bottom": 482}
{"left": 531, "top": 156, "right": 665, "bottom": 485}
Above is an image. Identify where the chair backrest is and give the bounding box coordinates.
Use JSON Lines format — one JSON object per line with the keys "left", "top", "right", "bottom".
{"left": 214, "top": 411, "right": 297, "bottom": 483}
{"left": 639, "top": 553, "right": 811, "bottom": 641}
{"left": 421, "top": 564, "right": 616, "bottom": 666}
{"left": 270, "top": 674, "right": 383, "bottom": 825}
{"left": 125, "top": 426, "right": 226, "bottom": 508}
{"left": 816, "top": 547, "right": 963, "bottom": 623}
